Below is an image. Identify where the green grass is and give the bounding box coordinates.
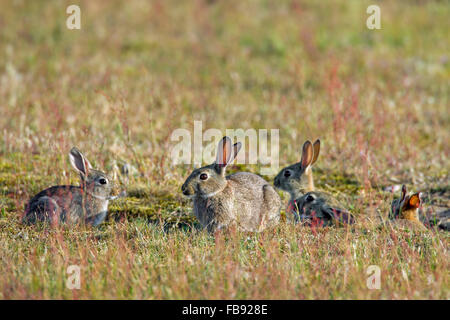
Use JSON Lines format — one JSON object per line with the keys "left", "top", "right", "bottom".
{"left": 0, "top": 0, "right": 449, "bottom": 299}
{"left": 1, "top": 219, "right": 448, "bottom": 299}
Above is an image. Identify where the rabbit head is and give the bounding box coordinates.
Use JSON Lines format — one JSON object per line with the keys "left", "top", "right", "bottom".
{"left": 390, "top": 185, "right": 421, "bottom": 221}
{"left": 69, "top": 147, "right": 112, "bottom": 199}
{"left": 181, "top": 136, "right": 241, "bottom": 199}
{"left": 274, "top": 139, "right": 320, "bottom": 198}
{"left": 294, "top": 191, "right": 355, "bottom": 226}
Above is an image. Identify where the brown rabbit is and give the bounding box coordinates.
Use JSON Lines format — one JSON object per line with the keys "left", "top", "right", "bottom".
{"left": 181, "top": 136, "right": 281, "bottom": 233}
{"left": 23, "top": 147, "right": 116, "bottom": 226}
{"left": 274, "top": 139, "right": 320, "bottom": 200}
{"left": 292, "top": 191, "right": 355, "bottom": 227}
{"left": 389, "top": 185, "right": 427, "bottom": 231}
{"left": 275, "top": 139, "right": 355, "bottom": 226}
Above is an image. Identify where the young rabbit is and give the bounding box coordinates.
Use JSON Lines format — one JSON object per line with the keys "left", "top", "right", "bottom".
{"left": 291, "top": 191, "right": 355, "bottom": 227}
{"left": 274, "top": 139, "right": 320, "bottom": 200}
{"left": 181, "top": 136, "right": 281, "bottom": 233}
{"left": 23, "top": 147, "right": 114, "bottom": 226}
{"left": 274, "top": 139, "right": 355, "bottom": 226}
{"left": 389, "top": 185, "right": 427, "bottom": 231}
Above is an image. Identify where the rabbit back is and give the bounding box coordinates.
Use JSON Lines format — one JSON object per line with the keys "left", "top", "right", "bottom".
{"left": 192, "top": 172, "right": 281, "bottom": 232}
{"left": 292, "top": 191, "right": 355, "bottom": 227}
{"left": 23, "top": 185, "right": 108, "bottom": 226}
{"left": 24, "top": 186, "right": 84, "bottom": 225}
{"left": 228, "top": 172, "right": 280, "bottom": 231}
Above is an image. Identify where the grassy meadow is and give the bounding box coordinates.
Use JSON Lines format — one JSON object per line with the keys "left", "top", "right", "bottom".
{"left": 0, "top": 0, "right": 449, "bottom": 299}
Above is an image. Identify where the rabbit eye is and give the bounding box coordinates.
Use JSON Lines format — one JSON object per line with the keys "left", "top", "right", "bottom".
{"left": 305, "top": 194, "right": 315, "bottom": 202}
{"left": 200, "top": 173, "right": 208, "bottom": 181}
{"left": 284, "top": 170, "right": 291, "bottom": 178}
{"left": 99, "top": 178, "right": 108, "bottom": 185}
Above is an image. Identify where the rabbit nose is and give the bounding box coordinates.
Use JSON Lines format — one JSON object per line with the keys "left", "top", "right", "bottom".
{"left": 274, "top": 177, "right": 279, "bottom": 186}
{"left": 182, "top": 184, "right": 189, "bottom": 195}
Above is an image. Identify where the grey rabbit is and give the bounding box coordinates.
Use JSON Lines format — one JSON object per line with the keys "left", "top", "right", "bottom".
{"left": 181, "top": 136, "right": 281, "bottom": 233}
{"left": 23, "top": 147, "right": 115, "bottom": 226}
{"left": 274, "top": 139, "right": 355, "bottom": 226}
{"left": 292, "top": 191, "right": 355, "bottom": 227}
{"left": 274, "top": 139, "right": 320, "bottom": 200}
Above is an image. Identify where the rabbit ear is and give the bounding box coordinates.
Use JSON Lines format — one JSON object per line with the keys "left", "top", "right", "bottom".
{"left": 311, "top": 139, "right": 321, "bottom": 166}
{"left": 300, "top": 140, "right": 314, "bottom": 169}
{"left": 69, "top": 147, "right": 92, "bottom": 177}
{"left": 407, "top": 192, "right": 421, "bottom": 208}
{"left": 215, "top": 136, "right": 234, "bottom": 173}
{"left": 401, "top": 185, "right": 407, "bottom": 202}
{"left": 233, "top": 142, "right": 242, "bottom": 161}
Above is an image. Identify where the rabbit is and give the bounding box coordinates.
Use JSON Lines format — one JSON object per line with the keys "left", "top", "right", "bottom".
{"left": 389, "top": 185, "right": 430, "bottom": 231}
{"left": 23, "top": 147, "right": 115, "bottom": 227}
{"left": 274, "top": 139, "right": 355, "bottom": 226}
{"left": 274, "top": 139, "right": 320, "bottom": 201}
{"left": 181, "top": 136, "right": 281, "bottom": 233}
{"left": 292, "top": 191, "right": 355, "bottom": 227}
